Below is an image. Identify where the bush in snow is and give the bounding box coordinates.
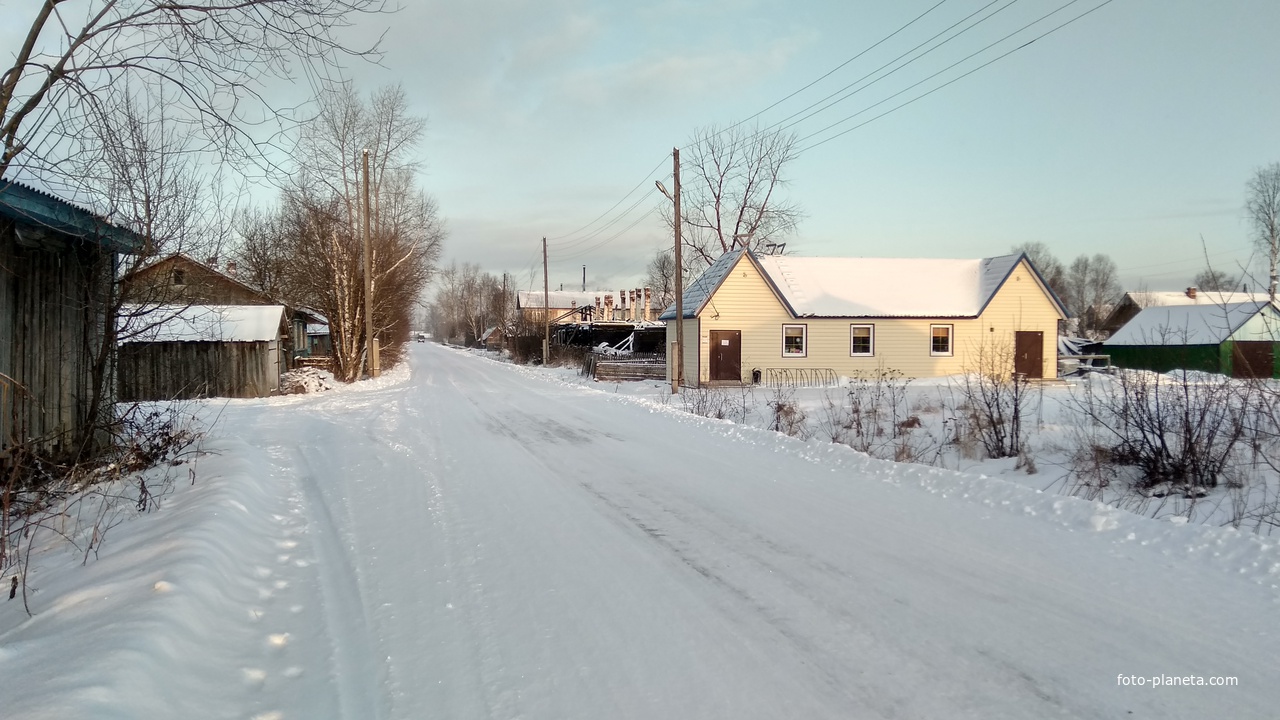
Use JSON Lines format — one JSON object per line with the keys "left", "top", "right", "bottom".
{"left": 767, "top": 387, "right": 809, "bottom": 439}
{"left": 949, "top": 341, "right": 1033, "bottom": 460}
{"left": 1067, "top": 369, "right": 1250, "bottom": 491}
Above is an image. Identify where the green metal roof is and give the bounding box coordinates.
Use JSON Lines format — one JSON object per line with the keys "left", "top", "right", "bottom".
{"left": 0, "top": 180, "right": 144, "bottom": 253}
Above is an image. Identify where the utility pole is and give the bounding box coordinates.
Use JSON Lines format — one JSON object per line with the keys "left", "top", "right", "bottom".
{"left": 362, "top": 148, "right": 379, "bottom": 378}
{"left": 542, "top": 237, "right": 550, "bottom": 364}
{"left": 673, "top": 146, "right": 683, "bottom": 391}
{"left": 582, "top": 265, "right": 586, "bottom": 292}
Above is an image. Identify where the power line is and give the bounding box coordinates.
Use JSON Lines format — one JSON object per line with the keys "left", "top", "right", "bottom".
{"left": 547, "top": 172, "right": 671, "bottom": 252}
{"left": 553, "top": 202, "right": 664, "bottom": 262}
{"left": 545, "top": 154, "right": 669, "bottom": 244}
{"left": 706, "top": 0, "right": 954, "bottom": 142}
{"left": 796, "top": 0, "right": 1116, "bottom": 154}
{"left": 771, "top": 0, "right": 1023, "bottom": 138}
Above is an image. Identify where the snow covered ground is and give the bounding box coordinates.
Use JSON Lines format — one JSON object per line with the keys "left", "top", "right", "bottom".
{"left": 3, "top": 342, "right": 1279, "bottom": 719}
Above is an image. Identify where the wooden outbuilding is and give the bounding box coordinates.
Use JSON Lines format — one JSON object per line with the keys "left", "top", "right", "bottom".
{"left": 117, "top": 305, "right": 288, "bottom": 400}
{"left": 1, "top": 181, "right": 142, "bottom": 458}
{"left": 1103, "top": 301, "right": 1280, "bottom": 378}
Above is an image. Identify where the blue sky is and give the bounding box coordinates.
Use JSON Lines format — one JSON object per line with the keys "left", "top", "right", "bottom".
{"left": 9, "top": 0, "right": 1277, "bottom": 295}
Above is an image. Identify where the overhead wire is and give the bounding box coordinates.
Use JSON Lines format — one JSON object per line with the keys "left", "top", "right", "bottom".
{"left": 795, "top": 0, "right": 1117, "bottom": 154}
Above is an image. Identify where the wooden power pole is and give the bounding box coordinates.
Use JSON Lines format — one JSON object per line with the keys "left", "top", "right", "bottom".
{"left": 673, "top": 147, "right": 683, "bottom": 391}
{"left": 542, "top": 237, "right": 550, "bottom": 364}
{"left": 363, "top": 148, "right": 379, "bottom": 378}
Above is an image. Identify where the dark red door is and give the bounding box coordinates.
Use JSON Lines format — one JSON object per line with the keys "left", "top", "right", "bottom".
{"left": 1015, "top": 331, "right": 1044, "bottom": 378}
{"left": 709, "top": 330, "right": 742, "bottom": 382}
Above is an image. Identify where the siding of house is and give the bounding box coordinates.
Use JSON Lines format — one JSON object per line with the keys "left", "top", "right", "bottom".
{"left": 667, "top": 255, "right": 1062, "bottom": 385}
{"left": 975, "top": 260, "right": 1064, "bottom": 379}
{"left": 1, "top": 225, "right": 111, "bottom": 456}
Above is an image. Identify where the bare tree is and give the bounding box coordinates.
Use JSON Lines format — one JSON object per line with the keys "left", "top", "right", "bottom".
{"left": 1011, "top": 241, "right": 1068, "bottom": 300}
{"left": 0, "top": 0, "right": 386, "bottom": 186}
{"left": 1193, "top": 268, "right": 1239, "bottom": 293}
{"left": 240, "top": 84, "right": 444, "bottom": 381}
{"left": 674, "top": 123, "right": 803, "bottom": 267}
{"left": 1064, "top": 253, "right": 1121, "bottom": 338}
{"left": 1246, "top": 163, "right": 1280, "bottom": 301}
{"left": 645, "top": 250, "right": 677, "bottom": 310}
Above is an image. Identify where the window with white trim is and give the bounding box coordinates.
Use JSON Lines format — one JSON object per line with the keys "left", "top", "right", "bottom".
{"left": 783, "top": 324, "right": 807, "bottom": 357}
{"left": 930, "top": 324, "right": 953, "bottom": 356}
{"left": 850, "top": 324, "right": 874, "bottom": 356}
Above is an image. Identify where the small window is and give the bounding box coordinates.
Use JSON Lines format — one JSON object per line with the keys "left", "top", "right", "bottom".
{"left": 171, "top": 269, "right": 186, "bottom": 286}
{"left": 783, "top": 324, "right": 807, "bottom": 357}
{"left": 850, "top": 324, "right": 874, "bottom": 356}
{"left": 930, "top": 324, "right": 953, "bottom": 356}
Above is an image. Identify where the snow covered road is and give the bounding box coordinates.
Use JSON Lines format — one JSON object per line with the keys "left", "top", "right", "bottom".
{"left": 229, "top": 343, "right": 1280, "bottom": 719}
{"left": 5, "top": 342, "right": 1279, "bottom": 719}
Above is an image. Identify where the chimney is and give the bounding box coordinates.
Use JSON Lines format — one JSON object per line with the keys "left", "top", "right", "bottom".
{"left": 226, "top": 261, "right": 237, "bottom": 278}
{"left": 1186, "top": 286, "right": 1197, "bottom": 300}
{"left": 595, "top": 296, "right": 602, "bottom": 322}
{"left": 643, "top": 287, "right": 651, "bottom": 322}
{"left": 604, "top": 293, "right": 614, "bottom": 321}
{"left": 206, "top": 256, "right": 218, "bottom": 270}
{"left": 629, "top": 289, "right": 637, "bottom": 322}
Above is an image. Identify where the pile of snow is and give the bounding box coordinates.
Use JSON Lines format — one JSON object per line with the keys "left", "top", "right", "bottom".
{"left": 279, "top": 368, "right": 334, "bottom": 394}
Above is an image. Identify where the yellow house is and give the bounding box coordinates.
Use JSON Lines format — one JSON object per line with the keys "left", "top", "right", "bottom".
{"left": 660, "top": 249, "right": 1068, "bottom": 386}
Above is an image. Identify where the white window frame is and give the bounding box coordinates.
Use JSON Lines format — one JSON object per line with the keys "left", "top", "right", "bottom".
{"left": 930, "top": 324, "right": 954, "bottom": 357}
{"left": 849, "top": 324, "right": 875, "bottom": 357}
{"left": 782, "top": 324, "right": 808, "bottom": 358}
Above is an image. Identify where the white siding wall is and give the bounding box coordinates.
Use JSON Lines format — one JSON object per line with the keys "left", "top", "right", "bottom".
{"left": 1231, "top": 306, "right": 1280, "bottom": 342}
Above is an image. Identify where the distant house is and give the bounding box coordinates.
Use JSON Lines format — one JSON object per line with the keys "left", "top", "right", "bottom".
{"left": 117, "top": 305, "right": 288, "bottom": 400}
{"left": 516, "top": 288, "right": 656, "bottom": 326}
{"left": 479, "top": 325, "right": 508, "bottom": 351}
{"left": 1098, "top": 288, "right": 1269, "bottom": 338}
{"left": 1, "top": 181, "right": 142, "bottom": 459}
{"left": 660, "top": 249, "right": 1067, "bottom": 386}
{"left": 1103, "top": 301, "right": 1280, "bottom": 378}
{"left": 122, "top": 253, "right": 318, "bottom": 365}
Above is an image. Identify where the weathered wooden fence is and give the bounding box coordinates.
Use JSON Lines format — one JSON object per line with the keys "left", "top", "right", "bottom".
{"left": 118, "top": 341, "right": 280, "bottom": 401}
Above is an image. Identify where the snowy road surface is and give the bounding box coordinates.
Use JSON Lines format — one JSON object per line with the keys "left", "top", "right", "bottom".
{"left": 5, "top": 342, "right": 1279, "bottom": 719}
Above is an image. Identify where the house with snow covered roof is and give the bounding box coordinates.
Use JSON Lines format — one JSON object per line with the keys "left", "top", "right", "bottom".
{"left": 516, "top": 288, "right": 657, "bottom": 325}
{"left": 1103, "top": 300, "right": 1280, "bottom": 378}
{"left": 1098, "top": 288, "right": 1270, "bottom": 338}
{"left": 659, "top": 248, "right": 1068, "bottom": 386}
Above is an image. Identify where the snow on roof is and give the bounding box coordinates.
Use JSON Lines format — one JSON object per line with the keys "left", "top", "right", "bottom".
{"left": 517, "top": 290, "right": 626, "bottom": 308}
{"left": 1105, "top": 301, "right": 1270, "bottom": 345}
{"left": 755, "top": 254, "right": 1025, "bottom": 317}
{"left": 659, "top": 248, "right": 746, "bottom": 320}
{"left": 1123, "top": 290, "right": 1270, "bottom": 309}
{"left": 120, "top": 305, "right": 285, "bottom": 343}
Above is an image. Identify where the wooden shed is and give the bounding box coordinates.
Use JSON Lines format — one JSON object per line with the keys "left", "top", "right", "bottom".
{"left": 1103, "top": 301, "right": 1280, "bottom": 378}
{"left": 1, "top": 181, "right": 142, "bottom": 459}
{"left": 118, "top": 305, "right": 287, "bottom": 400}
{"left": 661, "top": 249, "right": 1067, "bottom": 387}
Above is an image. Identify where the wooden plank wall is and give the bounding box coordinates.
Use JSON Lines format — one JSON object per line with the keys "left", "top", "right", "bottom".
{"left": 1, "top": 221, "right": 110, "bottom": 457}
{"left": 118, "top": 341, "right": 280, "bottom": 401}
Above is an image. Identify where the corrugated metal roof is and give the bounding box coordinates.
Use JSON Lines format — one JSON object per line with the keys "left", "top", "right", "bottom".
{"left": 1105, "top": 301, "right": 1272, "bottom": 346}
{"left": 0, "top": 180, "right": 143, "bottom": 252}
{"left": 120, "top": 305, "right": 286, "bottom": 343}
